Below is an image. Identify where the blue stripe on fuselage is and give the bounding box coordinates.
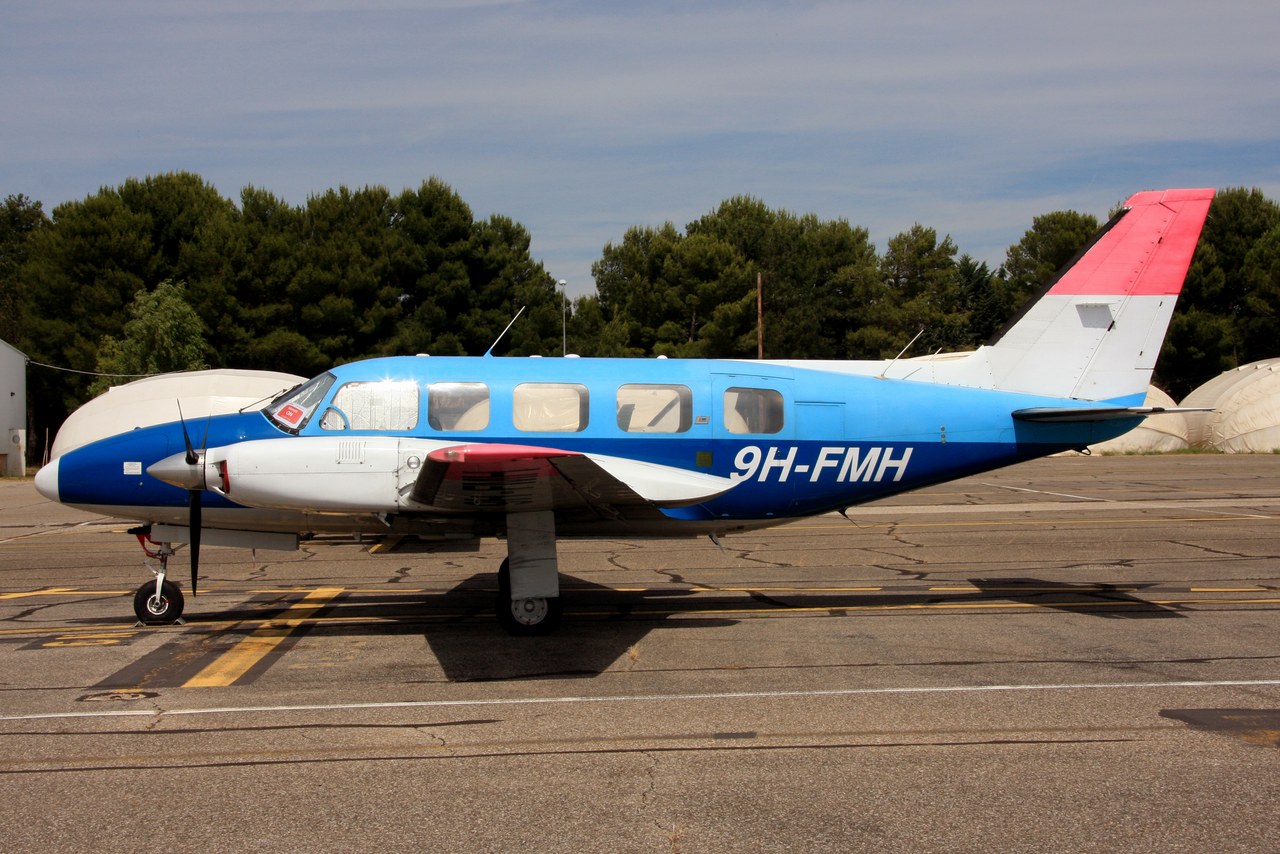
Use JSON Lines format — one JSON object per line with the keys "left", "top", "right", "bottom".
{"left": 53, "top": 411, "right": 287, "bottom": 509}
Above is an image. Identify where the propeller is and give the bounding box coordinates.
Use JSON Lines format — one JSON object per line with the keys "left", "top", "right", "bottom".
{"left": 177, "top": 403, "right": 211, "bottom": 597}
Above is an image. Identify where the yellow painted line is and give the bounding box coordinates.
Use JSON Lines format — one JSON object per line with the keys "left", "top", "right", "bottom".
{"left": 0, "top": 623, "right": 144, "bottom": 638}
{"left": 639, "top": 596, "right": 1280, "bottom": 618}
{"left": 780, "top": 515, "right": 1273, "bottom": 531}
{"left": 182, "top": 587, "right": 345, "bottom": 689}
{"left": 251, "top": 587, "right": 427, "bottom": 594}
{"left": 41, "top": 630, "right": 138, "bottom": 648}
{"left": 1191, "top": 587, "right": 1268, "bottom": 592}
{"left": 0, "top": 588, "right": 133, "bottom": 601}
{"left": 0, "top": 587, "right": 80, "bottom": 599}
{"left": 689, "top": 586, "right": 883, "bottom": 593}
{"left": 928, "top": 585, "right": 1138, "bottom": 592}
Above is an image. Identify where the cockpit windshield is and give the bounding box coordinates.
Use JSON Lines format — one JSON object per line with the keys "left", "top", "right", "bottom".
{"left": 265, "top": 372, "right": 336, "bottom": 433}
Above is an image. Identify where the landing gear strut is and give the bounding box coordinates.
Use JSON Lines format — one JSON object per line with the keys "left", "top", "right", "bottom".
{"left": 495, "top": 510, "right": 563, "bottom": 635}
{"left": 132, "top": 540, "right": 186, "bottom": 625}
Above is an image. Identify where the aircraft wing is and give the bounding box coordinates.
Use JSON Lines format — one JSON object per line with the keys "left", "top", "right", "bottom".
{"left": 409, "top": 444, "right": 736, "bottom": 519}
{"left": 150, "top": 436, "right": 736, "bottom": 526}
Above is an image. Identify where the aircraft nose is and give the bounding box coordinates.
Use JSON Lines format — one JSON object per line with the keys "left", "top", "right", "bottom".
{"left": 34, "top": 457, "right": 59, "bottom": 502}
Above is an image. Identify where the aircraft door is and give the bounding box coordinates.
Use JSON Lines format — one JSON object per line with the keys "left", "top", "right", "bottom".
{"left": 712, "top": 374, "right": 797, "bottom": 508}
{"left": 712, "top": 375, "right": 793, "bottom": 440}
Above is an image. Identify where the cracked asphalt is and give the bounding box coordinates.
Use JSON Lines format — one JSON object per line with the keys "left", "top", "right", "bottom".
{"left": 1, "top": 455, "right": 1279, "bottom": 853}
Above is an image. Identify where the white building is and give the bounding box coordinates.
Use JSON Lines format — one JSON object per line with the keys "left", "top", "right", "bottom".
{"left": 0, "top": 339, "right": 26, "bottom": 476}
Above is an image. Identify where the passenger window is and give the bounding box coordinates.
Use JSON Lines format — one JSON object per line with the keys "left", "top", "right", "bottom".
{"left": 428, "top": 382, "right": 490, "bottom": 431}
{"left": 617, "top": 384, "right": 692, "bottom": 433}
{"left": 513, "top": 383, "right": 589, "bottom": 432}
{"left": 323, "top": 379, "right": 419, "bottom": 431}
{"left": 724, "top": 387, "right": 784, "bottom": 434}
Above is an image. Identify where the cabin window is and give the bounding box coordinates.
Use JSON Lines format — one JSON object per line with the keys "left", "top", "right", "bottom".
{"left": 266, "top": 372, "right": 336, "bottom": 433}
{"left": 723, "top": 387, "right": 784, "bottom": 434}
{"left": 321, "top": 379, "right": 419, "bottom": 431}
{"left": 617, "top": 384, "right": 692, "bottom": 433}
{"left": 513, "top": 383, "right": 589, "bottom": 432}
{"left": 428, "top": 382, "right": 490, "bottom": 431}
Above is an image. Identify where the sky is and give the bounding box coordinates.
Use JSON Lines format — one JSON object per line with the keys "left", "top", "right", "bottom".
{"left": 3, "top": 1, "right": 1278, "bottom": 297}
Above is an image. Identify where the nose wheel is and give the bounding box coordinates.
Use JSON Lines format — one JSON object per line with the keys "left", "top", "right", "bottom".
{"left": 133, "top": 578, "right": 185, "bottom": 625}
{"left": 131, "top": 536, "right": 187, "bottom": 625}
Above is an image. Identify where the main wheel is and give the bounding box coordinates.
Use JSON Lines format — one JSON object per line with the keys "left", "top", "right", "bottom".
{"left": 496, "top": 558, "right": 563, "bottom": 636}
{"left": 133, "top": 579, "right": 185, "bottom": 625}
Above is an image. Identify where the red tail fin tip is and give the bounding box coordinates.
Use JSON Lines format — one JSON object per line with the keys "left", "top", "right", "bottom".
{"left": 1047, "top": 188, "right": 1214, "bottom": 298}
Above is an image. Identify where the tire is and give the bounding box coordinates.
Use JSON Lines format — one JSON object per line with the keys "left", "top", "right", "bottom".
{"left": 133, "top": 579, "right": 185, "bottom": 625}
{"left": 496, "top": 558, "right": 563, "bottom": 636}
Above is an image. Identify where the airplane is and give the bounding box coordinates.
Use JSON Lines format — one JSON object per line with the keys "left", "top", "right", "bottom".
{"left": 35, "top": 188, "right": 1215, "bottom": 635}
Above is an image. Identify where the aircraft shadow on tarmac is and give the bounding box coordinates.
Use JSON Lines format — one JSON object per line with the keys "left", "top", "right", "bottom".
{"left": 69, "top": 570, "right": 1185, "bottom": 685}
{"left": 179, "top": 572, "right": 1183, "bottom": 682}
{"left": 962, "top": 578, "right": 1186, "bottom": 619}
{"left": 182, "top": 572, "right": 738, "bottom": 682}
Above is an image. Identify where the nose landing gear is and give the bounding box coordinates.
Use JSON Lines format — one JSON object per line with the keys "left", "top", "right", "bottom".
{"left": 130, "top": 529, "right": 187, "bottom": 625}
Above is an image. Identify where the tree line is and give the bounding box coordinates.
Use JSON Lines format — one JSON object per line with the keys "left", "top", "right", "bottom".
{"left": 2, "top": 173, "right": 1278, "bottom": 460}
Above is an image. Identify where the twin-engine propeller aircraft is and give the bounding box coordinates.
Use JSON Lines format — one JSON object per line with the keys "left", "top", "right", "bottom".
{"left": 36, "top": 189, "right": 1215, "bottom": 634}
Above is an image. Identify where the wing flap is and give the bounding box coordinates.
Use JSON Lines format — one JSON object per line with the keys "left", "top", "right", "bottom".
{"left": 411, "top": 444, "right": 573, "bottom": 511}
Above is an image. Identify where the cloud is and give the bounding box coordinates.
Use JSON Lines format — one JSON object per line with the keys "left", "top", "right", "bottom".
{"left": 3, "top": 1, "right": 1277, "bottom": 295}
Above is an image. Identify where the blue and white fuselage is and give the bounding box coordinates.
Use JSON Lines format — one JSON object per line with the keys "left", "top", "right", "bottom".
{"left": 38, "top": 355, "right": 1144, "bottom": 536}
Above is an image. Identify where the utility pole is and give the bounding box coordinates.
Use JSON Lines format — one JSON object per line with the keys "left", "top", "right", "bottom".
{"left": 559, "top": 279, "right": 567, "bottom": 356}
{"left": 757, "top": 271, "right": 764, "bottom": 359}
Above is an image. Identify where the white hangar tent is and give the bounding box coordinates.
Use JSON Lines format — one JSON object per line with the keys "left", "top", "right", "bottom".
{"left": 1088, "top": 386, "right": 1192, "bottom": 454}
{"left": 1, "top": 338, "right": 27, "bottom": 476}
{"left": 1181, "top": 359, "right": 1280, "bottom": 453}
{"left": 50, "top": 369, "right": 305, "bottom": 460}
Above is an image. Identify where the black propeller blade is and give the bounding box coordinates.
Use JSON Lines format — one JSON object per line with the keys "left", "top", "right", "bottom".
{"left": 177, "top": 403, "right": 206, "bottom": 597}
{"left": 188, "top": 488, "right": 201, "bottom": 597}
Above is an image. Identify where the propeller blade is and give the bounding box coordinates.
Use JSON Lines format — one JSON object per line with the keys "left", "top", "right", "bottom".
{"left": 177, "top": 401, "right": 199, "bottom": 465}
{"left": 199, "top": 413, "right": 212, "bottom": 458}
{"left": 189, "top": 488, "right": 201, "bottom": 597}
{"left": 177, "top": 400, "right": 206, "bottom": 596}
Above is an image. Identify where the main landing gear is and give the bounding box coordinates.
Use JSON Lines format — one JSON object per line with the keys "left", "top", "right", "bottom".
{"left": 496, "top": 510, "right": 563, "bottom": 636}
{"left": 497, "top": 558, "right": 562, "bottom": 636}
{"left": 130, "top": 530, "right": 186, "bottom": 625}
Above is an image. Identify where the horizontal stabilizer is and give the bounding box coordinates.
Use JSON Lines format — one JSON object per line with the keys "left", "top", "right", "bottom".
{"left": 1012, "top": 406, "right": 1211, "bottom": 423}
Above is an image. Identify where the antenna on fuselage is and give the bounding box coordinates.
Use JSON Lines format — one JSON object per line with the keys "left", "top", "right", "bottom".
{"left": 485, "top": 305, "right": 526, "bottom": 357}
{"left": 877, "top": 327, "right": 926, "bottom": 380}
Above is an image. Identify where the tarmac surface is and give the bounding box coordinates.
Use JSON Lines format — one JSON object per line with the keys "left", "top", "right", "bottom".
{"left": 1, "top": 454, "right": 1278, "bottom": 853}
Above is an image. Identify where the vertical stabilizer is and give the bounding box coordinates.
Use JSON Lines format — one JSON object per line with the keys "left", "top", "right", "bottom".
{"left": 981, "top": 188, "right": 1214, "bottom": 401}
